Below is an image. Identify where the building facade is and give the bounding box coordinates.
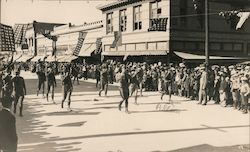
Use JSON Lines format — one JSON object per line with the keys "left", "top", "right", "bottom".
{"left": 99, "top": 0, "right": 250, "bottom": 63}
{"left": 98, "top": 0, "right": 170, "bottom": 62}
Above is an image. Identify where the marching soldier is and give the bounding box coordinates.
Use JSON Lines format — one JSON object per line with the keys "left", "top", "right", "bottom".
{"left": 118, "top": 66, "right": 131, "bottom": 114}
{"left": 61, "top": 65, "right": 73, "bottom": 111}
{"left": 36, "top": 60, "right": 46, "bottom": 97}
{"left": 46, "top": 66, "right": 57, "bottom": 103}
{"left": 161, "top": 67, "right": 175, "bottom": 102}
{"left": 99, "top": 64, "right": 108, "bottom": 96}
{"left": 12, "top": 70, "right": 26, "bottom": 117}
{"left": 129, "top": 68, "right": 139, "bottom": 104}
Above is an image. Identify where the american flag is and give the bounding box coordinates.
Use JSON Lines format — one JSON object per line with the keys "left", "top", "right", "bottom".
{"left": 13, "top": 24, "right": 28, "bottom": 44}
{"left": 0, "top": 24, "right": 15, "bottom": 52}
{"left": 73, "top": 32, "right": 86, "bottom": 56}
{"left": 148, "top": 18, "right": 168, "bottom": 31}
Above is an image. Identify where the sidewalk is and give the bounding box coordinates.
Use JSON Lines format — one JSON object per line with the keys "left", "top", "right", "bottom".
{"left": 16, "top": 90, "right": 250, "bottom": 152}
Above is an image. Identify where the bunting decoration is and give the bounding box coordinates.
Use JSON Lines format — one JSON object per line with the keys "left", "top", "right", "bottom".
{"left": 0, "top": 23, "right": 15, "bottom": 52}
{"left": 148, "top": 18, "right": 168, "bottom": 31}
{"left": 219, "top": 11, "right": 240, "bottom": 29}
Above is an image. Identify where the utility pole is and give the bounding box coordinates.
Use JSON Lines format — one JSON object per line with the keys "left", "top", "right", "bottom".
{"left": 205, "top": 0, "right": 209, "bottom": 103}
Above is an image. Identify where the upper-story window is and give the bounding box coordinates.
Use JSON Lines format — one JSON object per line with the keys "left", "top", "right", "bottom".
{"left": 120, "top": 9, "right": 127, "bottom": 32}
{"left": 150, "top": 0, "right": 162, "bottom": 19}
{"left": 107, "top": 12, "right": 113, "bottom": 34}
{"left": 134, "top": 5, "right": 142, "bottom": 30}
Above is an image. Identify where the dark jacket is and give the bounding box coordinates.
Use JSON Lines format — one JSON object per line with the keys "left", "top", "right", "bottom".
{"left": 0, "top": 108, "right": 18, "bottom": 152}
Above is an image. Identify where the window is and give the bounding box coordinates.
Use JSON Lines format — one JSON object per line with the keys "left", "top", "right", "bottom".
{"left": 150, "top": 0, "right": 162, "bottom": 19}
{"left": 210, "top": 43, "right": 221, "bottom": 51}
{"left": 107, "top": 13, "right": 113, "bottom": 34}
{"left": 233, "top": 43, "right": 243, "bottom": 51}
{"left": 134, "top": 5, "right": 142, "bottom": 30}
{"left": 120, "top": 9, "right": 127, "bottom": 32}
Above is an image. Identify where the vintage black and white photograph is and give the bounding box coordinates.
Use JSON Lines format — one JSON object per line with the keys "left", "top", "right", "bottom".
{"left": 0, "top": 0, "right": 250, "bottom": 151}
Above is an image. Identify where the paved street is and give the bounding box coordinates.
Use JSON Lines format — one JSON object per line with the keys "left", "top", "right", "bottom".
{"left": 14, "top": 72, "right": 250, "bottom": 152}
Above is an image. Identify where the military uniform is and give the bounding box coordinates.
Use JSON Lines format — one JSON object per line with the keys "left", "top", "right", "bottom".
{"left": 12, "top": 71, "right": 26, "bottom": 116}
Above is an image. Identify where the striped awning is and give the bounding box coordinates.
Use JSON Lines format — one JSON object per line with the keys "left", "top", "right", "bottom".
{"left": 57, "top": 55, "right": 78, "bottom": 62}
{"left": 78, "top": 43, "right": 96, "bottom": 57}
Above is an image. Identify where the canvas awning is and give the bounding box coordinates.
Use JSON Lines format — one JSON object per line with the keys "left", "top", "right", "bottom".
{"left": 174, "top": 51, "right": 247, "bottom": 60}
{"left": 102, "top": 50, "right": 168, "bottom": 56}
{"left": 16, "top": 55, "right": 33, "bottom": 62}
{"left": 57, "top": 55, "right": 78, "bottom": 63}
{"left": 31, "top": 55, "right": 48, "bottom": 62}
{"left": 78, "top": 43, "right": 96, "bottom": 57}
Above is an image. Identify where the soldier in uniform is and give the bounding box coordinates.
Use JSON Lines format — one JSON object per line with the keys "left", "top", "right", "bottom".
{"left": 118, "top": 66, "right": 131, "bottom": 113}
{"left": 129, "top": 67, "right": 139, "bottom": 104}
{"left": 12, "top": 70, "right": 26, "bottom": 117}
{"left": 99, "top": 64, "right": 108, "bottom": 96}
{"left": 46, "top": 66, "right": 57, "bottom": 103}
{"left": 36, "top": 60, "right": 46, "bottom": 97}
{"left": 61, "top": 65, "right": 73, "bottom": 111}
{"left": 161, "top": 67, "right": 175, "bottom": 102}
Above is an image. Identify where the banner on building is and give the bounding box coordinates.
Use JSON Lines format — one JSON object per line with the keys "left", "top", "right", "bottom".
{"left": 110, "top": 31, "right": 122, "bottom": 48}
{"left": 148, "top": 18, "right": 168, "bottom": 31}
{"left": 0, "top": 24, "right": 15, "bottom": 52}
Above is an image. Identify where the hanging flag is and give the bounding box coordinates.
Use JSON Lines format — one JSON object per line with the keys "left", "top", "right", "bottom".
{"left": 13, "top": 24, "right": 28, "bottom": 45}
{"left": 148, "top": 18, "right": 168, "bottom": 31}
{"left": 0, "top": 23, "right": 15, "bottom": 52}
{"left": 73, "top": 32, "right": 86, "bottom": 56}
{"left": 236, "top": 12, "right": 250, "bottom": 30}
{"left": 95, "top": 37, "right": 102, "bottom": 54}
{"left": 110, "top": 31, "right": 122, "bottom": 48}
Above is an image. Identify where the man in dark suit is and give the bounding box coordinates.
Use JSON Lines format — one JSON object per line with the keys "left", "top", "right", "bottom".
{"left": 12, "top": 70, "right": 26, "bottom": 117}
{"left": 0, "top": 101, "right": 18, "bottom": 152}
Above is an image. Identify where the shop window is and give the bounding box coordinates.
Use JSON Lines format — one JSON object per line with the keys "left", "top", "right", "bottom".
{"left": 223, "top": 43, "right": 233, "bottom": 51}
{"left": 210, "top": 42, "right": 221, "bottom": 51}
{"left": 233, "top": 43, "right": 243, "bottom": 51}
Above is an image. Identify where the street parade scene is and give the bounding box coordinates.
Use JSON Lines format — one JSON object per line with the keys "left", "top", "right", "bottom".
{"left": 0, "top": 0, "right": 250, "bottom": 152}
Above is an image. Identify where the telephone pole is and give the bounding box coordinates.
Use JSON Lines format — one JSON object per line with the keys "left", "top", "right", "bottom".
{"left": 205, "top": 0, "right": 209, "bottom": 103}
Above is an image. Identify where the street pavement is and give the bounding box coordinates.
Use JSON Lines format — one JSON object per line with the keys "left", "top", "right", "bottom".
{"left": 14, "top": 71, "right": 250, "bottom": 152}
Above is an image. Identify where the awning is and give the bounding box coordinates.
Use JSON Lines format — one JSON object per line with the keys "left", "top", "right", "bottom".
{"left": 102, "top": 50, "right": 168, "bottom": 56}
{"left": 31, "top": 55, "right": 48, "bottom": 62}
{"left": 57, "top": 55, "right": 78, "bottom": 63}
{"left": 16, "top": 55, "right": 33, "bottom": 62}
{"left": 45, "top": 55, "right": 56, "bottom": 62}
{"left": 78, "top": 43, "right": 96, "bottom": 57}
{"left": 174, "top": 51, "right": 247, "bottom": 60}
{"left": 238, "top": 61, "right": 250, "bottom": 65}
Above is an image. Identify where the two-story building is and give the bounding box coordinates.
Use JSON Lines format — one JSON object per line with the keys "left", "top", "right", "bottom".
{"left": 98, "top": 0, "right": 170, "bottom": 63}
{"left": 98, "top": 0, "right": 250, "bottom": 63}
